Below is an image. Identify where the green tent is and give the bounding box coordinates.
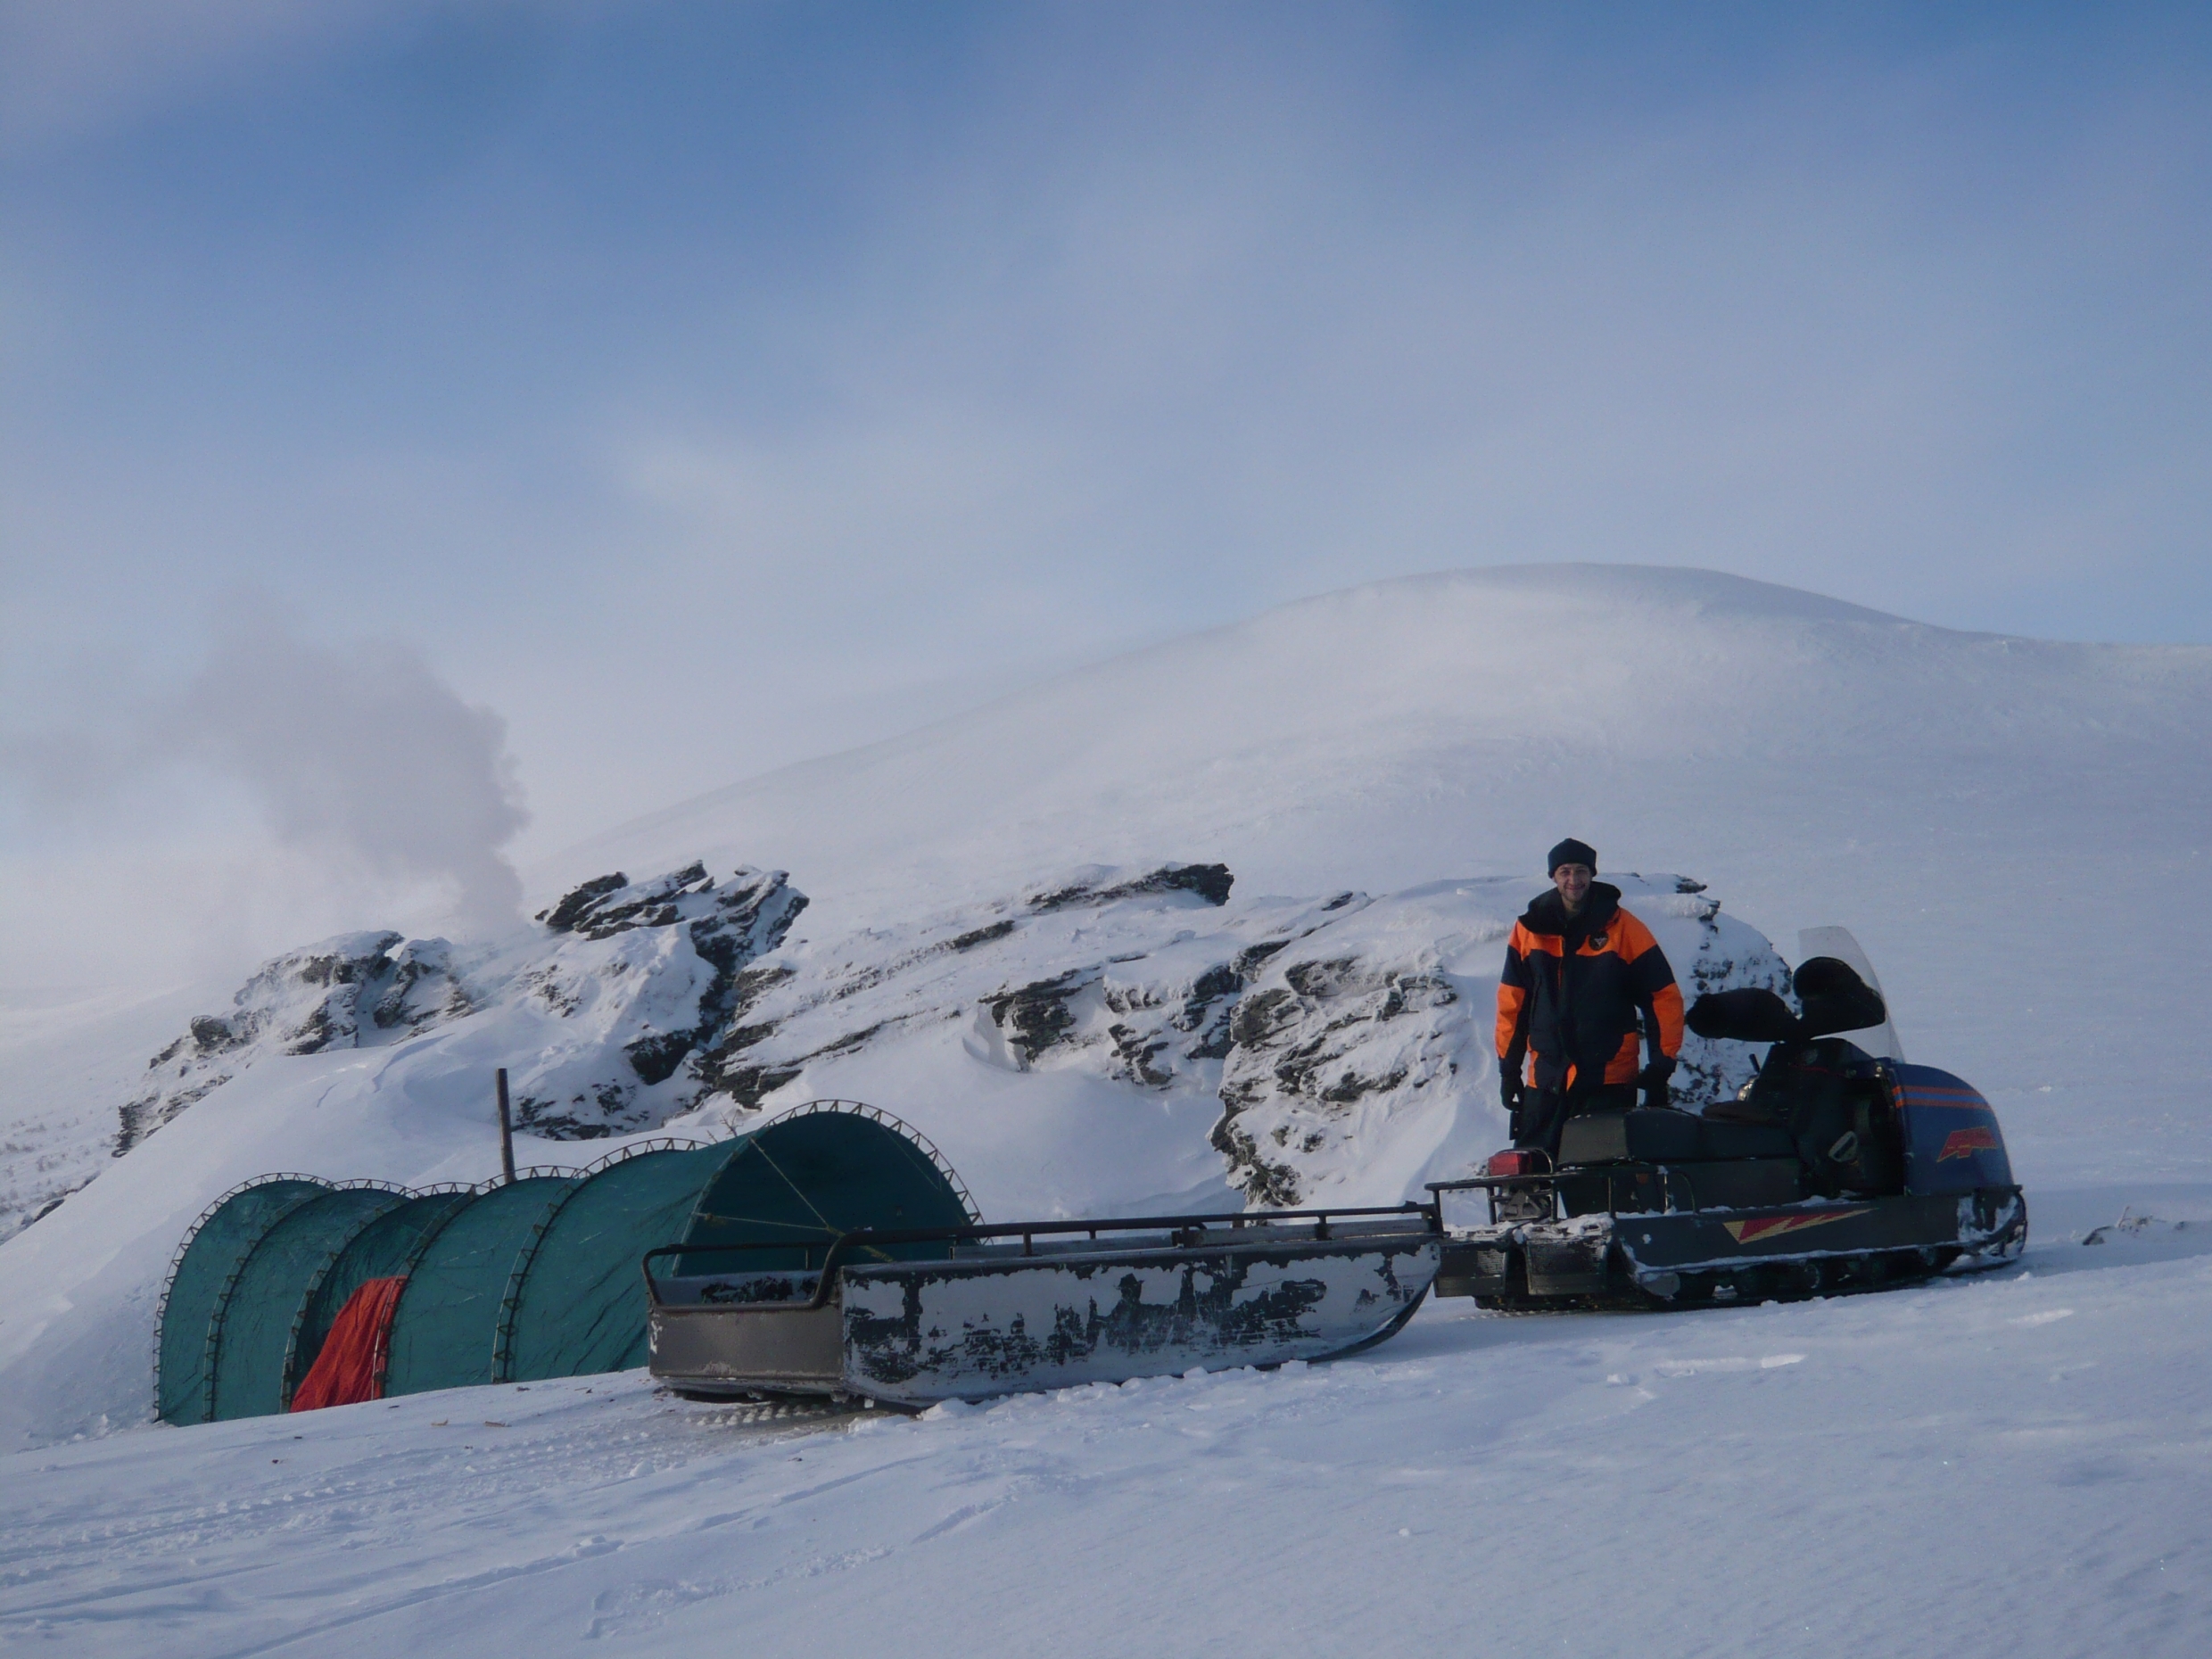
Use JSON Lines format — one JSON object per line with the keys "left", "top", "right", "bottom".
{"left": 207, "top": 1184, "right": 408, "bottom": 1421}
{"left": 284, "top": 1187, "right": 476, "bottom": 1405}
{"left": 154, "top": 1102, "right": 976, "bottom": 1424}
{"left": 502, "top": 1143, "right": 730, "bottom": 1381}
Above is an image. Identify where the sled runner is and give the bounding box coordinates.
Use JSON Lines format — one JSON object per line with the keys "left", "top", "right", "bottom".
{"left": 645, "top": 1205, "right": 1442, "bottom": 1406}
{"left": 1433, "top": 939, "right": 2027, "bottom": 1310}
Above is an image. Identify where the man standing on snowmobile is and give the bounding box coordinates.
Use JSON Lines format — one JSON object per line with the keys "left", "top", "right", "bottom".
{"left": 1496, "top": 838, "right": 1685, "bottom": 1158}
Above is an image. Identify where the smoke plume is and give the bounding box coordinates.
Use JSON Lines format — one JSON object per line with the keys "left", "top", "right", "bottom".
{"left": 158, "top": 617, "right": 530, "bottom": 933}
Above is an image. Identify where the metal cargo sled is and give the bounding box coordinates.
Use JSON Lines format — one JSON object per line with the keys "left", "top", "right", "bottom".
{"left": 646, "top": 1204, "right": 1443, "bottom": 1407}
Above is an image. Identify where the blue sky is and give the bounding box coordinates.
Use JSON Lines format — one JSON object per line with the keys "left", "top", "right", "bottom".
{"left": 4, "top": 2, "right": 2209, "bottom": 984}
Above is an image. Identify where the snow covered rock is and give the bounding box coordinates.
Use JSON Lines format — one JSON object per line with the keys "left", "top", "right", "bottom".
{"left": 95, "top": 856, "right": 1784, "bottom": 1227}
{"left": 111, "top": 865, "right": 806, "bottom": 1155}
{"left": 678, "top": 863, "right": 1790, "bottom": 1206}
{"left": 508, "top": 863, "right": 805, "bottom": 1135}
{"left": 117, "top": 931, "right": 472, "bottom": 1152}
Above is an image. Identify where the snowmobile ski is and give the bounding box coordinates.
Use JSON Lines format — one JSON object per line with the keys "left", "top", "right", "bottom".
{"left": 645, "top": 1205, "right": 1442, "bottom": 1406}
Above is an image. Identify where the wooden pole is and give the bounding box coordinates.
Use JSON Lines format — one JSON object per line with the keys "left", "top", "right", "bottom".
{"left": 495, "top": 1067, "right": 517, "bottom": 1184}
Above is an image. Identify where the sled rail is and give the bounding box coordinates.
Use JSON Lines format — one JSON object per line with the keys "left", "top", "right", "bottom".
{"left": 643, "top": 1201, "right": 1442, "bottom": 1313}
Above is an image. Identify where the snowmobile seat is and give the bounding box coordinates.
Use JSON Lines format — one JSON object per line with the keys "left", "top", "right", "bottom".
{"left": 1736, "top": 1038, "right": 1907, "bottom": 1196}
{"left": 1559, "top": 1158, "right": 1803, "bottom": 1216}
{"left": 1558, "top": 1109, "right": 1702, "bottom": 1167}
{"left": 1696, "top": 1118, "right": 1798, "bottom": 1160}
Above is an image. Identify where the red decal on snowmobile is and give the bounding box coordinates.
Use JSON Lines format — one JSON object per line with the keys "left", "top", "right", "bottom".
{"left": 1937, "top": 1126, "right": 1999, "bottom": 1161}
{"left": 1721, "top": 1209, "right": 1869, "bottom": 1244}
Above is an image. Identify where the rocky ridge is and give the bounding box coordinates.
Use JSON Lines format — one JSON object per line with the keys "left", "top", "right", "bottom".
{"left": 674, "top": 862, "right": 1791, "bottom": 1205}
{"left": 114, "top": 865, "right": 804, "bottom": 1153}
{"left": 103, "top": 857, "right": 1790, "bottom": 1208}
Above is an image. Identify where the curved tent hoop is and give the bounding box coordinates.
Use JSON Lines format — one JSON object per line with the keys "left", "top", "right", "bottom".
{"left": 768, "top": 1100, "right": 979, "bottom": 1224}
{"left": 674, "top": 1100, "right": 981, "bottom": 1276}
{"left": 365, "top": 1185, "right": 493, "bottom": 1394}
{"left": 154, "top": 1174, "right": 327, "bottom": 1358}
{"left": 575, "top": 1135, "right": 715, "bottom": 1176}
{"left": 298, "top": 1185, "right": 483, "bottom": 1407}
{"left": 381, "top": 1175, "right": 582, "bottom": 1397}
{"left": 197, "top": 1184, "right": 351, "bottom": 1423}
{"left": 154, "top": 1174, "right": 330, "bottom": 1424}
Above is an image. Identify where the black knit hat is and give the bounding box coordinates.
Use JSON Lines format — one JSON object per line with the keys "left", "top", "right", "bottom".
{"left": 1548, "top": 837, "right": 1597, "bottom": 875}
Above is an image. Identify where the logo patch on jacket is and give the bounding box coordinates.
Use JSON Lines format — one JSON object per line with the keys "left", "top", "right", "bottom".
{"left": 1587, "top": 933, "right": 1606, "bottom": 950}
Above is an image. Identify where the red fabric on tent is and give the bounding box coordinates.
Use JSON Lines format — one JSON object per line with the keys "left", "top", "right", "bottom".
{"left": 290, "top": 1275, "right": 407, "bottom": 1411}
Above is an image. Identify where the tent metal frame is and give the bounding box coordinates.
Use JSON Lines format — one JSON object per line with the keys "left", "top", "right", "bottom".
{"left": 154, "top": 1174, "right": 328, "bottom": 1424}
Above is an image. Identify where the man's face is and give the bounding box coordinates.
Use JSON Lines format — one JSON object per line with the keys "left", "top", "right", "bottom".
{"left": 1553, "top": 863, "right": 1593, "bottom": 909}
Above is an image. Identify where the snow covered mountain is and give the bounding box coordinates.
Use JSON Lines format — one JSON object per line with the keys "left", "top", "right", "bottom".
{"left": 3, "top": 564, "right": 2208, "bottom": 1455}
{"left": 544, "top": 565, "right": 2212, "bottom": 1180}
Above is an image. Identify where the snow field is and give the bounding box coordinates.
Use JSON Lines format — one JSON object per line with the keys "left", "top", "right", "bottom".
{"left": 8, "top": 1193, "right": 2208, "bottom": 1659}
{"left": 4, "top": 565, "right": 2209, "bottom": 1655}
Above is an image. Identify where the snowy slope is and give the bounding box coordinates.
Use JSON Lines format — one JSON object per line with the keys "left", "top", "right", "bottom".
{"left": 0, "top": 985, "right": 206, "bottom": 1241}
{"left": 550, "top": 565, "right": 2212, "bottom": 1178}
{"left": 4, "top": 563, "right": 2210, "bottom": 1654}
{"left": 7, "top": 1199, "right": 2209, "bottom": 1658}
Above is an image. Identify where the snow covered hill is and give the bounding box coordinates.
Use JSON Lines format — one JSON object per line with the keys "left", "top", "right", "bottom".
{"left": 2, "top": 564, "right": 2208, "bottom": 1455}
{"left": 5, "top": 563, "right": 2211, "bottom": 1655}
{"left": 546, "top": 565, "right": 2212, "bottom": 1183}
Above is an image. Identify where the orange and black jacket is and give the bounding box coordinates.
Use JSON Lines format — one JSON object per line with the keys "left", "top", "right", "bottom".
{"left": 1496, "top": 883, "right": 1683, "bottom": 1093}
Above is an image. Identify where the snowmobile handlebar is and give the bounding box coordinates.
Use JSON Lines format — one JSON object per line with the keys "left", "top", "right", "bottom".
{"left": 641, "top": 1201, "right": 1445, "bottom": 1314}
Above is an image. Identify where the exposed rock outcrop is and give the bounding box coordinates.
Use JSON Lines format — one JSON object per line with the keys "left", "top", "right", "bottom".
{"left": 111, "top": 858, "right": 1791, "bottom": 1205}
{"left": 673, "top": 863, "right": 1788, "bottom": 1205}
{"left": 466, "top": 865, "right": 805, "bottom": 1139}
{"left": 118, "top": 932, "right": 472, "bottom": 1152}
{"left": 117, "top": 865, "right": 805, "bottom": 1151}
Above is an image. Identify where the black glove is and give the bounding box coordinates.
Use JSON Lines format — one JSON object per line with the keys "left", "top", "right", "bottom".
{"left": 1638, "top": 1056, "right": 1676, "bottom": 1109}
{"left": 1500, "top": 1071, "right": 1523, "bottom": 1138}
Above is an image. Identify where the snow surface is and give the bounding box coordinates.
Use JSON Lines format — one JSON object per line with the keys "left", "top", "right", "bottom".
{"left": 6, "top": 1201, "right": 2209, "bottom": 1657}
{"left": 4, "top": 565, "right": 2210, "bottom": 1655}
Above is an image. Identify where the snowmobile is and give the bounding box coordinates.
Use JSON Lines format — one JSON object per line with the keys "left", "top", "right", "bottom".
{"left": 1431, "top": 943, "right": 2026, "bottom": 1310}
{"left": 645, "top": 1203, "right": 1442, "bottom": 1407}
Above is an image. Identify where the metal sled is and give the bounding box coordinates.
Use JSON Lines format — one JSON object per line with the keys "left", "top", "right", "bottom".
{"left": 645, "top": 1205, "right": 1443, "bottom": 1407}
